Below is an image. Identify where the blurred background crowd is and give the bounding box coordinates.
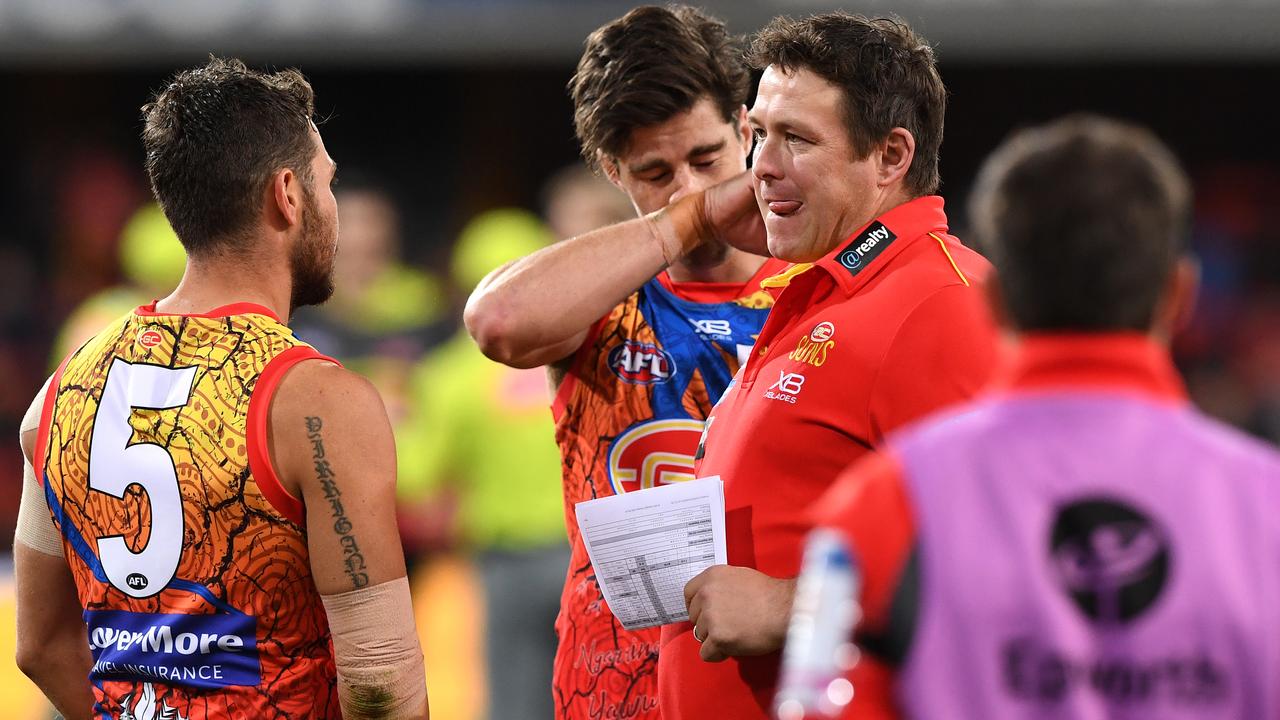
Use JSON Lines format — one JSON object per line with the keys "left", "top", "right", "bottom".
{"left": 0, "top": 1, "right": 1277, "bottom": 718}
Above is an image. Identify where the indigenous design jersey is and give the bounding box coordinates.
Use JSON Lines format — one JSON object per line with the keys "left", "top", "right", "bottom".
{"left": 550, "top": 260, "right": 784, "bottom": 720}
{"left": 35, "top": 303, "right": 341, "bottom": 720}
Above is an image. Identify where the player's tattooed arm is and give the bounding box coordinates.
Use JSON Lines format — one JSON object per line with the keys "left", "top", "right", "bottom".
{"left": 270, "top": 360, "right": 408, "bottom": 595}
{"left": 304, "top": 416, "right": 369, "bottom": 589}
{"left": 273, "top": 363, "right": 429, "bottom": 716}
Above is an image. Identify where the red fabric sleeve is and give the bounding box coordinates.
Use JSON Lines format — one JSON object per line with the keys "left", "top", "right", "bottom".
{"left": 868, "top": 284, "right": 998, "bottom": 441}
{"left": 839, "top": 657, "right": 898, "bottom": 720}
{"left": 245, "top": 346, "right": 341, "bottom": 525}
{"left": 33, "top": 353, "right": 74, "bottom": 486}
{"left": 814, "top": 451, "right": 915, "bottom": 639}
{"left": 813, "top": 451, "right": 916, "bottom": 720}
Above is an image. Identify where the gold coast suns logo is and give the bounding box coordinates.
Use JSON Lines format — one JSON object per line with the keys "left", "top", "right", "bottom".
{"left": 788, "top": 321, "right": 836, "bottom": 367}
{"left": 606, "top": 419, "right": 705, "bottom": 494}
{"left": 138, "top": 328, "right": 164, "bottom": 350}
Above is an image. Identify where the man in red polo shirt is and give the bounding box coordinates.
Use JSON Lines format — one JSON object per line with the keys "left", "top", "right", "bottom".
{"left": 658, "top": 13, "right": 1002, "bottom": 720}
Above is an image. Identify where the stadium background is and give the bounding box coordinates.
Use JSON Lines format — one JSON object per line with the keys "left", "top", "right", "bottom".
{"left": 0, "top": 1, "right": 1277, "bottom": 718}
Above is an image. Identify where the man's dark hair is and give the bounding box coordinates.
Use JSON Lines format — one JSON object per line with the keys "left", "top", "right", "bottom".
{"left": 570, "top": 4, "right": 750, "bottom": 169}
{"left": 968, "top": 114, "right": 1191, "bottom": 332}
{"left": 748, "top": 12, "right": 946, "bottom": 196}
{"left": 142, "top": 56, "right": 317, "bottom": 255}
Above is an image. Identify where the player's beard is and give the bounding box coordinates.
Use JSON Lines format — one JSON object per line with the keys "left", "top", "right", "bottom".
{"left": 289, "top": 186, "right": 337, "bottom": 312}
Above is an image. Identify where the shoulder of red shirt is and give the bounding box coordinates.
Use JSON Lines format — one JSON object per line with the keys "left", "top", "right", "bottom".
{"left": 807, "top": 196, "right": 1003, "bottom": 442}
{"left": 867, "top": 281, "right": 1001, "bottom": 441}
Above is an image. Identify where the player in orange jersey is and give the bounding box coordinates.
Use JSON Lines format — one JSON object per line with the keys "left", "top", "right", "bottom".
{"left": 13, "top": 57, "right": 428, "bottom": 719}
{"left": 465, "top": 7, "right": 786, "bottom": 719}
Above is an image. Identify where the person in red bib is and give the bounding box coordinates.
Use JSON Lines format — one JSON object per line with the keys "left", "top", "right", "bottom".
{"left": 811, "top": 115, "right": 1280, "bottom": 720}
{"left": 659, "top": 13, "right": 1003, "bottom": 720}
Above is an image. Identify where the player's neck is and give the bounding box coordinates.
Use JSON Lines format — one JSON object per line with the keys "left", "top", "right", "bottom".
{"left": 154, "top": 256, "right": 291, "bottom": 321}
{"left": 667, "top": 248, "right": 767, "bottom": 285}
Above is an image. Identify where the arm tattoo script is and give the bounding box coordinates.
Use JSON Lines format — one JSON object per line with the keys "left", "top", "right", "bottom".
{"left": 306, "top": 416, "right": 369, "bottom": 589}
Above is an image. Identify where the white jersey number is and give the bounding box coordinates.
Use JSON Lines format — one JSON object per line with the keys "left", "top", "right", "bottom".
{"left": 89, "top": 359, "right": 197, "bottom": 598}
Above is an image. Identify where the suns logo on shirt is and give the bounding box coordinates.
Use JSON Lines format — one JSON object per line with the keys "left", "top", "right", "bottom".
{"left": 606, "top": 419, "right": 705, "bottom": 494}
{"left": 608, "top": 340, "right": 676, "bottom": 385}
{"left": 789, "top": 322, "right": 836, "bottom": 367}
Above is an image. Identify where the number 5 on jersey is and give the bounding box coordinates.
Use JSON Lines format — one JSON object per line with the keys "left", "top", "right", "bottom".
{"left": 89, "top": 359, "right": 198, "bottom": 598}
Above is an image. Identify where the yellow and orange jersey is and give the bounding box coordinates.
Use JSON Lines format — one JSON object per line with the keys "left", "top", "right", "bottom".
{"left": 35, "top": 302, "right": 341, "bottom": 719}
{"left": 550, "top": 261, "right": 784, "bottom": 720}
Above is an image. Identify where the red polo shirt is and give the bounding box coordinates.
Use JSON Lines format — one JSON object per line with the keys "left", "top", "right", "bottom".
{"left": 658, "top": 195, "right": 1001, "bottom": 719}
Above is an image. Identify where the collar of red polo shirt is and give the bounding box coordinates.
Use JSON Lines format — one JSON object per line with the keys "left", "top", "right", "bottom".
{"left": 762, "top": 195, "right": 956, "bottom": 295}
{"left": 999, "top": 332, "right": 1189, "bottom": 404}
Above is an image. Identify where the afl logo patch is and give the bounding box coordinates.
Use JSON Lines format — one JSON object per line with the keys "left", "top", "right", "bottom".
{"left": 138, "top": 329, "right": 164, "bottom": 349}
{"left": 608, "top": 340, "right": 676, "bottom": 385}
{"left": 809, "top": 322, "right": 835, "bottom": 343}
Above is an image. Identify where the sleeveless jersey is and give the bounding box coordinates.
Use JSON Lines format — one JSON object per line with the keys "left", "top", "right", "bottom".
{"left": 550, "top": 261, "right": 785, "bottom": 720}
{"left": 34, "top": 302, "right": 341, "bottom": 720}
{"left": 893, "top": 391, "right": 1280, "bottom": 720}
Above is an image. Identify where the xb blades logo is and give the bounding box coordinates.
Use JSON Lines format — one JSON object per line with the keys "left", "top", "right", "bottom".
{"left": 769, "top": 371, "right": 805, "bottom": 395}
{"left": 691, "top": 319, "right": 733, "bottom": 337}
{"left": 608, "top": 340, "right": 676, "bottom": 385}
{"left": 764, "top": 370, "right": 805, "bottom": 403}
{"left": 1050, "top": 497, "right": 1170, "bottom": 624}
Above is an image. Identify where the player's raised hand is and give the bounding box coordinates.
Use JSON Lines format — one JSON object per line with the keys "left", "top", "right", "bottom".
{"left": 683, "top": 565, "right": 796, "bottom": 663}
{"left": 701, "top": 170, "right": 768, "bottom": 256}
{"left": 652, "top": 171, "right": 768, "bottom": 263}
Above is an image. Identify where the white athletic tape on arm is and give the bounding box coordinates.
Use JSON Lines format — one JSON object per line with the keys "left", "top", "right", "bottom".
{"left": 15, "top": 379, "right": 63, "bottom": 557}
{"left": 322, "top": 575, "right": 428, "bottom": 719}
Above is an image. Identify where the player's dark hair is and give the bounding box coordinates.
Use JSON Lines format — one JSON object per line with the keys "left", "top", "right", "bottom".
{"left": 748, "top": 12, "right": 946, "bottom": 196}
{"left": 570, "top": 4, "right": 750, "bottom": 170}
{"left": 142, "top": 56, "right": 317, "bottom": 256}
{"left": 968, "top": 114, "right": 1191, "bottom": 332}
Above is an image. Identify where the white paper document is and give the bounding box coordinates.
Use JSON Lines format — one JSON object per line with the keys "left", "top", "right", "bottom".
{"left": 575, "top": 476, "right": 728, "bottom": 630}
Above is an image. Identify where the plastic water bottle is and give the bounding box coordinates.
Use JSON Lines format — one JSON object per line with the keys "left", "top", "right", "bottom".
{"left": 774, "top": 528, "right": 862, "bottom": 720}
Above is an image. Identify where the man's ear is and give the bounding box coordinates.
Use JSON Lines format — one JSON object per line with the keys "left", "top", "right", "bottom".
{"left": 598, "top": 151, "right": 624, "bottom": 189}
{"left": 269, "top": 167, "right": 304, "bottom": 230}
{"left": 1152, "top": 256, "right": 1200, "bottom": 342}
{"left": 734, "top": 105, "right": 752, "bottom": 157}
{"left": 877, "top": 127, "right": 916, "bottom": 189}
